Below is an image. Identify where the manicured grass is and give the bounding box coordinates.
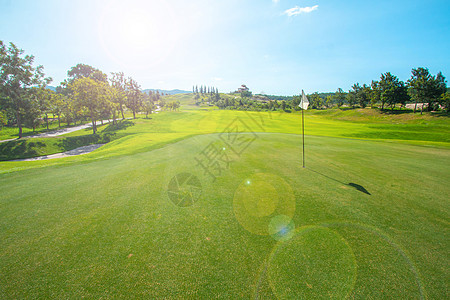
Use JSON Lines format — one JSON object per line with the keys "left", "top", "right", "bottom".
{"left": 0, "top": 133, "right": 448, "bottom": 298}
{"left": 0, "top": 106, "right": 448, "bottom": 298}
{"left": 0, "top": 108, "right": 449, "bottom": 178}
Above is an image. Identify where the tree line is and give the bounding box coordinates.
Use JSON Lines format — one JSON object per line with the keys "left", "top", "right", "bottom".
{"left": 0, "top": 41, "right": 166, "bottom": 137}
{"left": 193, "top": 85, "right": 219, "bottom": 96}
{"left": 292, "top": 69, "right": 448, "bottom": 112}
{"left": 209, "top": 69, "right": 449, "bottom": 113}
{"left": 324, "top": 69, "right": 448, "bottom": 112}
{"left": 193, "top": 84, "right": 221, "bottom": 104}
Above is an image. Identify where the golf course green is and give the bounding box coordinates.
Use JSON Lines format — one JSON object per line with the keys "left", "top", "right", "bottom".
{"left": 0, "top": 104, "right": 448, "bottom": 299}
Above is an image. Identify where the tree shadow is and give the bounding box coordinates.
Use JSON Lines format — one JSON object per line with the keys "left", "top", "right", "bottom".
{"left": 57, "top": 120, "right": 134, "bottom": 151}
{"left": 379, "top": 109, "right": 414, "bottom": 115}
{"left": 430, "top": 111, "right": 450, "bottom": 118}
{"left": 103, "top": 120, "right": 134, "bottom": 133}
{"left": 308, "top": 169, "right": 371, "bottom": 196}
{"left": 0, "top": 140, "right": 43, "bottom": 161}
{"left": 57, "top": 135, "right": 102, "bottom": 152}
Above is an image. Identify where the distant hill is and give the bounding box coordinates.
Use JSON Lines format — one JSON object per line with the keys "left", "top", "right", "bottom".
{"left": 143, "top": 89, "right": 192, "bottom": 95}
{"left": 45, "top": 86, "right": 191, "bottom": 95}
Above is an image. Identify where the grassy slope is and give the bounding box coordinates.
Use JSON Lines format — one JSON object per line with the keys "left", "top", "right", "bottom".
{"left": 1, "top": 105, "right": 449, "bottom": 163}
{"left": 2, "top": 108, "right": 449, "bottom": 173}
{"left": 0, "top": 120, "right": 132, "bottom": 161}
{"left": 0, "top": 103, "right": 449, "bottom": 298}
{"left": 0, "top": 133, "right": 448, "bottom": 298}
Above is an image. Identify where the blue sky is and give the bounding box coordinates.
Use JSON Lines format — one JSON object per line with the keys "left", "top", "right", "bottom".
{"left": 1, "top": 0, "right": 449, "bottom": 95}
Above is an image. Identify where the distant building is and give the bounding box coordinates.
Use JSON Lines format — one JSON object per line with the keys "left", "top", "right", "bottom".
{"left": 236, "top": 84, "right": 249, "bottom": 93}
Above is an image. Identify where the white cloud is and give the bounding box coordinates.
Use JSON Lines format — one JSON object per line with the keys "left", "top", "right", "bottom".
{"left": 272, "top": 0, "right": 280, "bottom": 3}
{"left": 284, "top": 5, "right": 318, "bottom": 16}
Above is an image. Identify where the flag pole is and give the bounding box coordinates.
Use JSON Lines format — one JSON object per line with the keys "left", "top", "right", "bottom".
{"left": 299, "top": 90, "right": 308, "bottom": 168}
{"left": 302, "top": 104, "right": 305, "bottom": 168}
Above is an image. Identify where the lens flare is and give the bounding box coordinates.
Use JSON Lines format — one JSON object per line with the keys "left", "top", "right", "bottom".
{"left": 233, "top": 173, "right": 295, "bottom": 236}
{"left": 253, "top": 223, "right": 427, "bottom": 299}
{"left": 267, "top": 226, "right": 357, "bottom": 299}
{"left": 268, "top": 214, "right": 295, "bottom": 241}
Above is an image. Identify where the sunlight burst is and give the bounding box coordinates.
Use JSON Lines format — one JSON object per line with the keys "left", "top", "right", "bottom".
{"left": 98, "top": 1, "right": 178, "bottom": 70}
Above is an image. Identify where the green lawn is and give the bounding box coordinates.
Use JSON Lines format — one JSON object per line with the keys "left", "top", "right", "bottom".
{"left": 0, "top": 107, "right": 448, "bottom": 298}
{"left": 2, "top": 107, "right": 449, "bottom": 163}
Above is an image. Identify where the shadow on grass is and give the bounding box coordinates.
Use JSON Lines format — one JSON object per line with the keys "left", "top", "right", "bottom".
{"left": 0, "top": 140, "right": 45, "bottom": 161}
{"left": 103, "top": 120, "right": 134, "bottom": 133}
{"left": 308, "top": 168, "right": 371, "bottom": 195}
{"left": 379, "top": 109, "right": 414, "bottom": 115}
{"left": 430, "top": 111, "right": 450, "bottom": 118}
{"left": 57, "top": 134, "right": 105, "bottom": 151}
{"left": 348, "top": 182, "right": 371, "bottom": 195}
{"left": 57, "top": 120, "right": 134, "bottom": 151}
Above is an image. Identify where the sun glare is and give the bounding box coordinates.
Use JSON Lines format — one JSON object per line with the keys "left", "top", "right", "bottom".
{"left": 120, "top": 11, "right": 154, "bottom": 48}
{"left": 98, "top": 1, "right": 178, "bottom": 70}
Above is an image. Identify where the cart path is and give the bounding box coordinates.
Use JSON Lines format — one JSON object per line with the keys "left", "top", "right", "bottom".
{"left": 8, "top": 144, "right": 105, "bottom": 161}
{"left": 0, "top": 118, "right": 126, "bottom": 143}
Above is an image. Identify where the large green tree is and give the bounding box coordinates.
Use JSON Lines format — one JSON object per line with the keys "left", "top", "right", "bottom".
{"left": 142, "top": 92, "right": 154, "bottom": 118}
{"left": 435, "top": 72, "right": 447, "bottom": 109}
{"left": 440, "top": 92, "right": 450, "bottom": 112}
{"left": 0, "top": 110, "right": 6, "bottom": 129}
{"left": 68, "top": 63, "right": 107, "bottom": 83}
{"left": 333, "top": 88, "right": 346, "bottom": 107}
{"left": 70, "top": 77, "right": 105, "bottom": 134}
{"left": 370, "top": 80, "right": 381, "bottom": 108}
{"left": 125, "top": 77, "right": 142, "bottom": 119}
{"left": 378, "top": 72, "right": 408, "bottom": 111}
{"left": 308, "top": 92, "right": 323, "bottom": 109}
{"left": 104, "top": 85, "right": 125, "bottom": 125}
{"left": 23, "top": 87, "right": 42, "bottom": 132}
{"left": 51, "top": 92, "right": 65, "bottom": 128}
{"left": 35, "top": 86, "right": 53, "bottom": 130}
{"left": 110, "top": 72, "right": 127, "bottom": 119}
{"left": 0, "top": 41, "right": 51, "bottom": 138}
{"left": 407, "top": 68, "right": 446, "bottom": 112}
{"left": 350, "top": 83, "right": 370, "bottom": 108}
{"left": 346, "top": 90, "right": 357, "bottom": 108}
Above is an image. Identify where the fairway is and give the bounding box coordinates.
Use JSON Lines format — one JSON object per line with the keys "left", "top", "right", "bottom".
{"left": 2, "top": 0, "right": 450, "bottom": 298}
{"left": 0, "top": 109, "right": 448, "bottom": 299}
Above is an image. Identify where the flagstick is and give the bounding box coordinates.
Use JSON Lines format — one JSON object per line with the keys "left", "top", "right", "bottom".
{"left": 302, "top": 106, "right": 305, "bottom": 168}
{"left": 300, "top": 89, "right": 308, "bottom": 168}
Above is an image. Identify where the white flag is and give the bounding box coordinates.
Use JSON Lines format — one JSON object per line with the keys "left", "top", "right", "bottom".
{"left": 299, "top": 90, "right": 309, "bottom": 110}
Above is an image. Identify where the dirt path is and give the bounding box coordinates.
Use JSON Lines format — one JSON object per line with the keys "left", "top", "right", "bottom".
{"left": 9, "top": 144, "right": 105, "bottom": 162}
